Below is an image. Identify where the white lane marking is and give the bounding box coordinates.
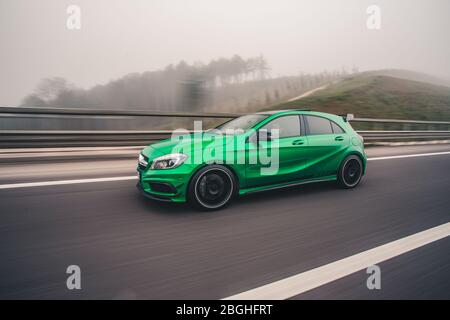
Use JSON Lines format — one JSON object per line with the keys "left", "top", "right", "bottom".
{"left": 0, "top": 151, "right": 449, "bottom": 190}
{"left": 0, "top": 146, "right": 145, "bottom": 154}
{"left": 223, "top": 222, "right": 450, "bottom": 300}
{"left": 367, "top": 151, "right": 450, "bottom": 161}
{"left": 0, "top": 176, "right": 136, "bottom": 190}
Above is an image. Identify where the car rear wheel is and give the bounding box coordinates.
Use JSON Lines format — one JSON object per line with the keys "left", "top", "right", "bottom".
{"left": 337, "top": 155, "right": 363, "bottom": 188}
{"left": 188, "top": 165, "right": 236, "bottom": 210}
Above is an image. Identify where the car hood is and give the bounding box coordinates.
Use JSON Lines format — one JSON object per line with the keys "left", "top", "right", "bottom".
{"left": 141, "top": 132, "right": 244, "bottom": 160}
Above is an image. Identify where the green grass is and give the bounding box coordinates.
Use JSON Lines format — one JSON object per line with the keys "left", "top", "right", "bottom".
{"left": 269, "top": 71, "right": 450, "bottom": 122}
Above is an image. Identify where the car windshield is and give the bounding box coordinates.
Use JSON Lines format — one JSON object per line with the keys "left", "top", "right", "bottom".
{"left": 215, "top": 114, "right": 268, "bottom": 134}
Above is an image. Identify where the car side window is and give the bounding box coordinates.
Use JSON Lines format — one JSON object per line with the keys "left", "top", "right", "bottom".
{"left": 260, "top": 115, "right": 301, "bottom": 139}
{"left": 305, "top": 115, "right": 333, "bottom": 135}
{"left": 331, "top": 121, "right": 345, "bottom": 134}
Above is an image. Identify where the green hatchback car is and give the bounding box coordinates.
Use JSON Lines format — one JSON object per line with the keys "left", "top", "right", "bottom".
{"left": 137, "top": 110, "right": 367, "bottom": 210}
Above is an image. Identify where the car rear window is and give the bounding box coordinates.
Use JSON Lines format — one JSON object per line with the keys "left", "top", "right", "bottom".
{"left": 305, "top": 115, "right": 333, "bottom": 135}
{"left": 331, "top": 121, "right": 345, "bottom": 134}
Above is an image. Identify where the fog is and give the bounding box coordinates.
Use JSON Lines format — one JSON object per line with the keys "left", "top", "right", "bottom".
{"left": 1, "top": 0, "right": 449, "bottom": 106}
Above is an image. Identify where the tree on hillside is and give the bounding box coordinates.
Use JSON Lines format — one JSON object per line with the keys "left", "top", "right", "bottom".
{"left": 20, "top": 55, "right": 345, "bottom": 112}
{"left": 22, "top": 77, "right": 74, "bottom": 107}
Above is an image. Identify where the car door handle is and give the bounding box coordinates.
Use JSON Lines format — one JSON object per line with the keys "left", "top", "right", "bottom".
{"left": 292, "top": 139, "right": 304, "bottom": 145}
{"left": 335, "top": 136, "right": 344, "bottom": 141}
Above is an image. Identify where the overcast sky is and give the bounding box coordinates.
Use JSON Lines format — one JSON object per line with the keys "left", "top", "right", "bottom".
{"left": 1, "top": 0, "right": 449, "bottom": 106}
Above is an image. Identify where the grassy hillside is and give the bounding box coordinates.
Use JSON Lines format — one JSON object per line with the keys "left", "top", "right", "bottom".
{"left": 270, "top": 71, "right": 450, "bottom": 121}
{"left": 360, "top": 69, "right": 450, "bottom": 87}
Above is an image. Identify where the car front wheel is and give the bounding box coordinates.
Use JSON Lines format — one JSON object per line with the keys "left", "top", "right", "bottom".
{"left": 188, "top": 165, "right": 236, "bottom": 210}
{"left": 337, "top": 155, "right": 363, "bottom": 188}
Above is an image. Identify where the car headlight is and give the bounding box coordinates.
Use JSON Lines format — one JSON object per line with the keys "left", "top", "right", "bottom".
{"left": 138, "top": 154, "right": 148, "bottom": 167}
{"left": 150, "top": 153, "right": 188, "bottom": 170}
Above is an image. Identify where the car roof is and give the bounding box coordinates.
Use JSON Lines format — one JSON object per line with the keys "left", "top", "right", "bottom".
{"left": 255, "top": 109, "right": 345, "bottom": 123}
{"left": 256, "top": 109, "right": 309, "bottom": 115}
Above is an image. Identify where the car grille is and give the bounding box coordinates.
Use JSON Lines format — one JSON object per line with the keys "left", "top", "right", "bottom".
{"left": 149, "top": 182, "right": 176, "bottom": 194}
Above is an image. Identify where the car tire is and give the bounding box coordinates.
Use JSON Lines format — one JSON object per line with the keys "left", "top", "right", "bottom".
{"left": 188, "top": 165, "right": 236, "bottom": 210}
{"left": 337, "top": 155, "right": 363, "bottom": 189}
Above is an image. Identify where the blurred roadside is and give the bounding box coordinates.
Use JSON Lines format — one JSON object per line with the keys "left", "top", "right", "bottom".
{"left": 0, "top": 146, "right": 143, "bottom": 163}
{"left": 0, "top": 142, "right": 449, "bottom": 164}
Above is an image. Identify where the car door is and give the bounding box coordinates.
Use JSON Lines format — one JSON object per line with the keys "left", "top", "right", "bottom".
{"left": 303, "top": 115, "right": 349, "bottom": 177}
{"left": 245, "top": 115, "right": 309, "bottom": 187}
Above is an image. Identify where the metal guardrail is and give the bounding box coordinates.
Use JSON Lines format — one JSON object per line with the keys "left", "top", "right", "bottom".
{"left": 358, "top": 131, "right": 450, "bottom": 140}
{"left": 1, "top": 107, "right": 450, "bottom": 147}
{"left": 0, "top": 107, "right": 241, "bottom": 118}
{"left": 1, "top": 130, "right": 449, "bottom": 148}
{"left": 1, "top": 106, "right": 450, "bottom": 123}
{"left": 350, "top": 118, "right": 450, "bottom": 125}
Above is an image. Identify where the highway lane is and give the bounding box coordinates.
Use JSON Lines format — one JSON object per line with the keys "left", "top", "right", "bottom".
{"left": 0, "top": 145, "right": 449, "bottom": 299}
{"left": 294, "top": 237, "right": 450, "bottom": 299}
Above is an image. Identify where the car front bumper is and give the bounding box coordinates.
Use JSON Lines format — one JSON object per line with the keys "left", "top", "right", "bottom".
{"left": 136, "top": 163, "right": 199, "bottom": 203}
{"left": 136, "top": 182, "right": 173, "bottom": 202}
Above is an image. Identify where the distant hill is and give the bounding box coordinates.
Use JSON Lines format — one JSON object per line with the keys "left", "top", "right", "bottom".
{"left": 360, "top": 69, "right": 450, "bottom": 87}
{"left": 271, "top": 70, "right": 450, "bottom": 121}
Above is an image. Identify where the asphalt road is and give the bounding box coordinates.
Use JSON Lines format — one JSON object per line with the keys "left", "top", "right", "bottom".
{"left": 0, "top": 144, "right": 449, "bottom": 299}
